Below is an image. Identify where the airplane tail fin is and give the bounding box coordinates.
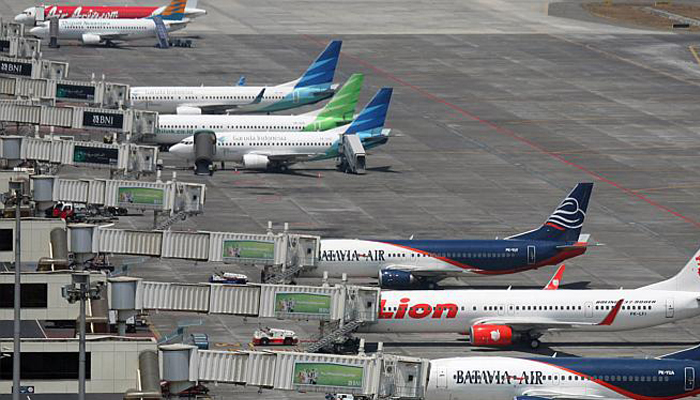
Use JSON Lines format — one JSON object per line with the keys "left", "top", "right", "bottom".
{"left": 312, "top": 73, "right": 364, "bottom": 122}
{"left": 292, "top": 40, "right": 342, "bottom": 89}
{"left": 641, "top": 246, "right": 700, "bottom": 292}
{"left": 506, "top": 183, "right": 593, "bottom": 242}
{"left": 155, "top": 0, "right": 186, "bottom": 20}
{"left": 344, "top": 88, "right": 393, "bottom": 137}
{"left": 660, "top": 344, "right": 700, "bottom": 360}
{"left": 543, "top": 264, "right": 565, "bottom": 290}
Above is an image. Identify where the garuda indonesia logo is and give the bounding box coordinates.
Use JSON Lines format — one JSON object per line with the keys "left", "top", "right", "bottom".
{"left": 546, "top": 197, "right": 585, "bottom": 229}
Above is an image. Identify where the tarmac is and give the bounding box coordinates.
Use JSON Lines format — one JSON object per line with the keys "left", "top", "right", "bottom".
{"left": 3, "top": 0, "right": 700, "bottom": 398}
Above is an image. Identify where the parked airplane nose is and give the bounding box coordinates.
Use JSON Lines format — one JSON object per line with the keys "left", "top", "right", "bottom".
{"left": 169, "top": 143, "right": 186, "bottom": 156}
{"left": 14, "top": 14, "right": 30, "bottom": 24}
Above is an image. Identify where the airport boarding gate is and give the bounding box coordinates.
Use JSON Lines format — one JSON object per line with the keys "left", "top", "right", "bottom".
{"left": 0, "top": 135, "right": 158, "bottom": 175}
{"left": 0, "top": 102, "right": 157, "bottom": 141}
{"left": 108, "top": 276, "right": 379, "bottom": 353}
{"left": 158, "top": 344, "right": 429, "bottom": 399}
{"left": 29, "top": 174, "right": 206, "bottom": 224}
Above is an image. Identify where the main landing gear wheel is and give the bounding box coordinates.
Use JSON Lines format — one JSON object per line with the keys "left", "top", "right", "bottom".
{"left": 529, "top": 338, "right": 541, "bottom": 349}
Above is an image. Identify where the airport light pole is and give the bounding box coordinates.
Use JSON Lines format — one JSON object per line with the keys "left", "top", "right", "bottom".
{"left": 62, "top": 272, "right": 104, "bottom": 400}
{"left": 8, "top": 181, "right": 24, "bottom": 400}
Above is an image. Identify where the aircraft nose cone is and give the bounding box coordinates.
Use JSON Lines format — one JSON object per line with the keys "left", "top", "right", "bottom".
{"left": 169, "top": 143, "right": 186, "bottom": 156}
{"left": 14, "top": 14, "right": 25, "bottom": 23}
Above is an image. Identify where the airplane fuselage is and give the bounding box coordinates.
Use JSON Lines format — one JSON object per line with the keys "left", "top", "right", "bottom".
{"left": 302, "top": 239, "right": 586, "bottom": 278}
{"left": 131, "top": 84, "right": 336, "bottom": 114}
{"left": 358, "top": 289, "right": 700, "bottom": 334}
{"left": 427, "top": 356, "right": 700, "bottom": 400}
{"left": 29, "top": 18, "right": 186, "bottom": 42}
{"left": 169, "top": 129, "right": 389, "bottom": 165}
{"left": 152, "top": 113, "right": 346, "bottom": 145}
{"left": 15, "top": 5, "right": 206, "bottom": 25}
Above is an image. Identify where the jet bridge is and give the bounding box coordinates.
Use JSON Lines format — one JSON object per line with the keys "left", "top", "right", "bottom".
{"left": 30, "top": 174, "right": 206, "bottom": 217}
{"left": 0, "top": 55, "right": 69, "bottom": 80}
{"left": 0, "top": 75, "right": 131, "bottom": 109}
{"left": 0, "top": 135, "right": 158, "bottom": 175}
{"left": 108, "top": 276, "right": 380, "bottom": 353}
{"left": 159, "top": 344, "right": 429, "bottom": 399}
{"left": 69, "top": 225, "right": 318, "bottom": 269}
{"left": 0, "top": 102, "right": 157, "bottom": 139}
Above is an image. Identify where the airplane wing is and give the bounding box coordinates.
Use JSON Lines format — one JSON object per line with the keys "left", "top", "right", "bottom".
{"left": 517, "top": 390, "right": 612, "bottom": 400}
{"left": 251, "top": 151, "right": 327, "bottom": 166}
{"left": 381, "top": 264, "right": 469, "bottom": 278}
{"left": 473, "top": 299, "right": 624, "bottom": 332}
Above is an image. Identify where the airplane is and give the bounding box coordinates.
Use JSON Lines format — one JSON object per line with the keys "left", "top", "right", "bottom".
{"left": 151, "top": 73, "right": 364, "bottom": 146}
{"left": 14, "top": 0, "right": 206, "bottom": 25}
{"left": 130, "top": 40, "right": 343, "bottom": 114}
{"left": 28, "top": 0, "right": 190, "bottom": 46}
{"left": 428, "top": 345, "right": 700, "bottom": 400}
{"left": 357, "top": 245, "right": 700, "bottom": 349}
{"left": 168, "top": 87, "right": 394, "bottom": 171}
{"left": 300, "top": 183, "right": 593, "bottom": 289}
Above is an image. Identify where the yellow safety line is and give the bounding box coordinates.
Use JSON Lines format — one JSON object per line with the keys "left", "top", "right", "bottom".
{"left": 689, "top": 45, "right": 700, "bottom": 66}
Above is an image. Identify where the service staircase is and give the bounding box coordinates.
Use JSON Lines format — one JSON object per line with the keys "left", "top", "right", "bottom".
{"left": 305, "top": 318, "right": 365, "bottom": 353}
{"left": 262, "top": 263, "right": 306, "bottom": 284}
{"left": 337, "top": 133, "right": 366, "bottom": 174}
{"left": 152, "top": 16, "right": 170, "bottom": 49}
{"left": 154, "top": 210, "right": 190, "bottom": 230}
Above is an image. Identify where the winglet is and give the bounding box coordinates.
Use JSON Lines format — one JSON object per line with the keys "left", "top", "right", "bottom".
{"left": 598, "top": 299, "right": 624, "bottom": 326}
{"left": 249, "top": 88, "right": 265, "bottom": 105}
{"left": 543, "top": 265, "right": 565, "bottom": 290}
{"left": 237, "top": 76, "right": 246, "bottom": 86}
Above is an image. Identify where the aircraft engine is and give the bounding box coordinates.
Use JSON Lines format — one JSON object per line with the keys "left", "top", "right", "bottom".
{"left": 470, "top": 324, "right": 515, "bottom": 346}
{"left": 81, "top": 33, "right": 102, "bottom": 45}
{"left": 378, "top": 270, "right": 416, "bottom": 289}
{"left": 243, "top": 154, "right": 270, "bottom": 169}
{"left": 176, "top": 106, "right": 202, "bottom": 115}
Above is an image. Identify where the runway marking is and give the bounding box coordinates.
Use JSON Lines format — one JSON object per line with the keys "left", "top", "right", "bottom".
{"left": 301, "top": 35, "right": 700, "bottom": 229}
{"left": 689, "top": 45, "right": 700, "bottom": 65}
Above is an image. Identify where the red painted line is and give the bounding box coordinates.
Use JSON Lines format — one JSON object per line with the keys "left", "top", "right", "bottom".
{"left": 302, "top": 36, "right": 700, "bottom": 229}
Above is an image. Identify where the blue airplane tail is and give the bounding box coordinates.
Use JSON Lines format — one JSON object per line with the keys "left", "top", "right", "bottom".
{"left": 344, "top": 88, "right": 393, "bottom": 136}
{"left": 294, "top": 40, "right": 342, "bottom": 89}
{"left": 507, "top": 183, "right": 593, "bottom": 242}
{"left": 660, "top": 344, "right": 700, "bottom": 361}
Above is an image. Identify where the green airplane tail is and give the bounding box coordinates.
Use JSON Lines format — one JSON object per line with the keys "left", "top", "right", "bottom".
{"left": 314, "top": 73, "right": 364, "bottom": 121}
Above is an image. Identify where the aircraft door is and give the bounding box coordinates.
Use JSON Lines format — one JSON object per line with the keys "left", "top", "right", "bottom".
{"left": 507, "top": 304, "right": 515, "bottom": 316}
{"left": 437, "top": 366, "right": 448, "bottom": 389}
{"left": 584, "top": 302, "right": 593, "bottom": 318}
{"left": 292, "top": 90, "right": 300, "bottom": 103}
{"left": 527, "top": 245, "right": 536, "bottom": 265}
{"left": 666, "top": 298, "right": 675, "bottom": 318}
{"left": 686, "top": 367, "right": 695, "bottom": 391}
{"left": 498, "top": 304, "right": 505, "bottom": 316}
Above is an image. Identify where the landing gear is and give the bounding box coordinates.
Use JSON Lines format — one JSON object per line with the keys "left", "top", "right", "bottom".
{"left": 423, "top": 281, "right": 439, "bottom": 290}
{"left": 529, "top": 338, "right": 541, "bottom": 349}
{"left": 268, "top": 163, "right": 289, "bottom": 173}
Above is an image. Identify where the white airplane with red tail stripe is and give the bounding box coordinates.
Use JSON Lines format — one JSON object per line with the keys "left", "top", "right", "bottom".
{"left": 358, "top": 247, "right": 700, "bottom": 349}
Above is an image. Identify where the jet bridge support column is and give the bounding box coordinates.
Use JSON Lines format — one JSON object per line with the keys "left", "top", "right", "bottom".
{"left": 48, "top": 17, "right": 59, "bottom": 48}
